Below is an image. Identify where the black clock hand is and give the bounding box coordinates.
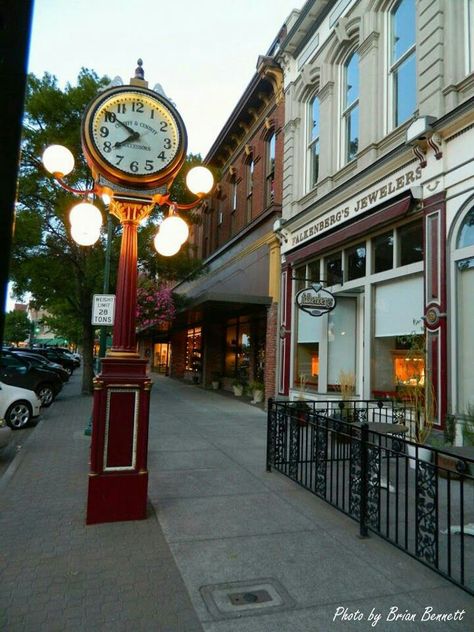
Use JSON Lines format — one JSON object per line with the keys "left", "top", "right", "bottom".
{"left": 115, "top": 117, "right": 135, "bottom": 135}
{"left": 114, "top": 131, "right": 140, "bottom": 148}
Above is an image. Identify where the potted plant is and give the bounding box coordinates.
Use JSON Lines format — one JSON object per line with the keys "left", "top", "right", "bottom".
{"left": 211, "top": 372, "right": 221, "bottom": 390}
{"left": 232, "top": 378, "right": 245, "bottom": 396}
{"left": 249, "top": 380, "right": 264, "bottom": 404}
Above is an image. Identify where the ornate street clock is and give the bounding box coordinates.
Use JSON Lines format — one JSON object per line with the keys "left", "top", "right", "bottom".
{"left": 81, "top": 84, "right": 187, "bottom": 190}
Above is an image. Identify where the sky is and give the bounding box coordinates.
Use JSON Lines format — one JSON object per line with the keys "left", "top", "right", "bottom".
{"left": 27, "top": 0, "right": 302, "bottom": 157}
{"left": 7, "top": 0, "right": 302, "bottom": 312}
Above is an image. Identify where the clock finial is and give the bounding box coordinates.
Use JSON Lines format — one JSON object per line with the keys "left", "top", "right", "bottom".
{"left": 135, "top": 58, "right": 144, "bottom": 80}
{"left": 130, "top": 58, "right": 148, "bottom": 88}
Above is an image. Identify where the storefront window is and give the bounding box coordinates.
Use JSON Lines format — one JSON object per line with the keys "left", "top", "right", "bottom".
{"left": 307, "top": 260, "right": 320, "bottom": 283}
{"left": 327, "top": 298, "right": 357, "bottom": 392}
{"left": 325, "top": 252, "right": 342, "bottom": 286}
{"left": 296, "top": 343, "right": 319, "bottom": 389}
{"left": 346, "top": 243, "right": 366, "bottom": 280}
{"left": 295, "top": 307, "right": 322, "bottom": 391}
{"left": 373, "top": 232, "right": 393, "bottom": 273}
{"left": 457, "top": 256, "right": 474, "bottom": 411}
{"left": 224, "top": 316, "right": 263, "bottom": 381}
{"left": 185, "top": 327, "right": 202, "bottom": 376}
{"left": 399, "top": 220, "right": 423, "bottom": 265}
{"left": 153, "top": 343, "right": 170, "bottom": 373}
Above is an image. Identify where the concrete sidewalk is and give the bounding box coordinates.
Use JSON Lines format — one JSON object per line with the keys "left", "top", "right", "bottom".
{"left": 0, "top": 373, "right": 472, "bottom": 632}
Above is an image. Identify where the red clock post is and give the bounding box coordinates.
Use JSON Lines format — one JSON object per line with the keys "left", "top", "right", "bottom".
{"left": 41, "top": 60, "right": 213, "bottom": 524}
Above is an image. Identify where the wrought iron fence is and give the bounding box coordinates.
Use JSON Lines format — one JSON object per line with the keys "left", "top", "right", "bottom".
{"left": 266, "top": 398, "right": 474, "bottom": 595}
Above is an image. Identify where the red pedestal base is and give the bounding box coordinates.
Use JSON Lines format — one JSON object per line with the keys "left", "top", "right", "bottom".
{"left": 86, "top": 356, "right": 152, "bottom": 525}
{"left": 87, "top": 471, "right": 148, "bottom": 524}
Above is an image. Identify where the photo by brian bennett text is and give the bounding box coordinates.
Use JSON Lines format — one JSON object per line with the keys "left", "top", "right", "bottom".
{"left": 333, "top": 605, "right": 466, "bottom": 627}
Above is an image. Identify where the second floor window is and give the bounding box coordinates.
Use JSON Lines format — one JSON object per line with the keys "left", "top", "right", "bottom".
{"left": 266, "top": 133, "right": 276, "bottom": 206}
{"left": 343, "top": 51, "right": 359, "bottom": 163}
{"left": 390, "top": 0, "right": 416, "bottom": 127}
{"left": 468, "top": 0, "right": 474, "bottom": 73}
{"left": 246, "top": 158, "right": 254, "bottom": 223}
{"left": 308, "top": 95, "right": 320, "bottom": 188}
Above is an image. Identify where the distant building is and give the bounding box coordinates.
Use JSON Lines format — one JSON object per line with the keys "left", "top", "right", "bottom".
{"left": 167, "top": 18, "right": 296, "bottom": 399}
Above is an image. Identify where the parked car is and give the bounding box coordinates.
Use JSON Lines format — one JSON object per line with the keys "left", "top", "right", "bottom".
{"left": 19, "top": 348, "right": 77, "bottom": 375}
{"left": 0, "top": 351, "right": 63, "bottom": 407}
{"left": 12, "top": 350, "right": 70, "bottom": 383}
{"left": 0, "top": 417, "right": 12, "bottom": 449}
{"left": 0, "top": 381, "right": 41, "bottom": 429}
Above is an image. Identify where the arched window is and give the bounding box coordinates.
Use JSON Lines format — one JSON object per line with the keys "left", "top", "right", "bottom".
{"left": 343, "top": 52, "right": 359, "bottom": 163}
{"left": 452, "top": 205, "right": 474, "bottom": 412}
{"left": 308, "top": 95, "right": 320, "bottom": 188}
{"left": 457, "top": 207, "right": 474, "bottom": 248}
{"left": 266, "top": 133, "right": 276, "bottom": 206}
{"left": 246, "top": 157, "right": 254, "bottom": 223}
{"left": 390, "top": 0, "right": 416, "bottom": 128}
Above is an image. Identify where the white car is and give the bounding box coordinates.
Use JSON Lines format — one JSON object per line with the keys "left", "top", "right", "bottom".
{"left": 0, "top": 381, "right": 41, "bottom": 429}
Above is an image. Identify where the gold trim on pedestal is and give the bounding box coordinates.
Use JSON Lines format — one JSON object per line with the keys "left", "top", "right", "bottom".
{"left": 106, "top": 350, "right": 141, "bottom": 359}
{"left": 109, "top": 199, "right": 155, "bottom": 225}
{"left": 143, "top": 381, "right": 153, "bottom": 391}
{"left": 93, "top": 379, "right": 104, "bottom": 390}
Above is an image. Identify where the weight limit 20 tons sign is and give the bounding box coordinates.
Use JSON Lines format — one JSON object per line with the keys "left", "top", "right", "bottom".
{"left": 92, "top": 294, "right": 116, "bottom": 325}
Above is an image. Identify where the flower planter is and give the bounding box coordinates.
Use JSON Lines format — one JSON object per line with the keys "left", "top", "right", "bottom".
{"left": 232, "top": 385, "right": 243, "bottom": 396}
{"left": 251, "top": 389, "right": 264, "bottom": 404}
{"left": 211, "top": 381, "right": 220, "bottom": 390}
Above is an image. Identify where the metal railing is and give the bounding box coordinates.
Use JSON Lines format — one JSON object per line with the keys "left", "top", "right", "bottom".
{"left": 266, "top": 399, "right": 474, "bottom": 594}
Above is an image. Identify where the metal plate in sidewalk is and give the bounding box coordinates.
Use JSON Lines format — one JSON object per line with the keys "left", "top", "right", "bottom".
{"left": 200, "top": 577, "right": 295, "bottom": 620}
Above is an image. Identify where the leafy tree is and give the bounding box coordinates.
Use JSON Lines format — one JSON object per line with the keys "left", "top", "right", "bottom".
{"left": 3, "top": 310, "right": 31, "bottom": 346}
{"left": 12, "top": 69, "right": 116, "bottom": 393}
{"left": 11, "top": 69, "right": 206, "bottom": 394}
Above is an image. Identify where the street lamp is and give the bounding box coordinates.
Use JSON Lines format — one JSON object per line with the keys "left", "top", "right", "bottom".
{"left": 41, "top": 60, "right": 213, "bottom": 524}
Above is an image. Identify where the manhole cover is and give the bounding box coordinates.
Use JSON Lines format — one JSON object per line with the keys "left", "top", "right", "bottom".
{"left": 228, "top": 590, "right": 272, "bottom": 606}
{"left": 200, "top": 578, "right": 295, "bottom": 620}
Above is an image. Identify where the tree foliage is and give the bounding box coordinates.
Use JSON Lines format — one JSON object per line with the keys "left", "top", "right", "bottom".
{"left": 11, "top": 69, "right": 206, "bottom": 393}
{"left": 3, "top": 310, "right": 31, "bottom": 346}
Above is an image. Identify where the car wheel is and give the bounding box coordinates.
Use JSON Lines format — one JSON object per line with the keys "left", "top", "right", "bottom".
{"left": 5, "top": 401, "right": 32, "bottom": 429}
{"left": 37, "top": 383, "right": 54, "bottom": 407}
{"left": 66, "top": 367, "right": 73, "bottom": 376}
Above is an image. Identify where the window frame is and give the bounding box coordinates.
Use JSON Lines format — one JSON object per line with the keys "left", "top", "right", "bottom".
{"left": 265, "top": 132, "right": 276, "bottom": 207}
{"left": 341, "top": 51, "right": 360, "bottom": 165}
{"left": 246, "top": 157, "right": 254, "bottom": 224}
{"left": 388, "top": 0, "right": 416, "bottom": 130}
{"left": 307, "top": 94, "right": 320, "bottom": 189}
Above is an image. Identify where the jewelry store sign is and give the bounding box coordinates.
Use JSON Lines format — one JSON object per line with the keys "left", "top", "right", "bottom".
{"left": 287, "top": 164, "right": 422, "bottom": 251}
{"left": 92, "top": 294, "right": 116, "bottom": 325}
{"left": 296, "top": 284, "right": 336, "bottom": 317}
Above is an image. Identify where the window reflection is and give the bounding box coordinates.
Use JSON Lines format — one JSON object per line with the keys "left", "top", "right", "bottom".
{"left": 457, "top": 207, "right": 474, "bottom": 248}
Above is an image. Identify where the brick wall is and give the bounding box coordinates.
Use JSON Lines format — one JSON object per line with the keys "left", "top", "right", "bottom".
{"left": 264, "top": 301, "right": 279, "bottom": 405}
{"left": 169, "top": 329, "right": 186, "bottom": 378}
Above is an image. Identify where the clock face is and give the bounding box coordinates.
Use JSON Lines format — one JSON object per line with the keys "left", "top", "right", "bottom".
{"left": 82, "top": 86, "right": 187, "bottom": 187}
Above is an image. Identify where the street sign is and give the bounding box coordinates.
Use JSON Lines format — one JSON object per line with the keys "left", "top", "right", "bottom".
{"left": 296, "top": 284, "right": 336, "bottom": 317}
{"left": 92, "top": 294, "right": 116, "bottom": 325}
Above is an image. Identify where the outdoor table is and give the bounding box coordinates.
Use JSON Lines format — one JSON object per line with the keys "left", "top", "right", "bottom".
{"left": 352, "top": 422, "right": 408, "bottom": 436}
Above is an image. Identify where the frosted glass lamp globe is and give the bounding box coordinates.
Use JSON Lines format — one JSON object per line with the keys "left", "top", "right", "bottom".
{"left": 186, "top": 166, "right": 214, "bottom": 196}
{"left": 159, "top": 215, "right": 189, "bottom": 244}
{"left": 71, "top": 223, "right": 101, "bottom": 246}
{"left": 42, "top": 145, "right": 75, "bottom": 177}
{"left": 69, "top": 202, "right": 102, "bottom": 230}
{"left": 154, "top": 230, "right": 182, "bottom": 256}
